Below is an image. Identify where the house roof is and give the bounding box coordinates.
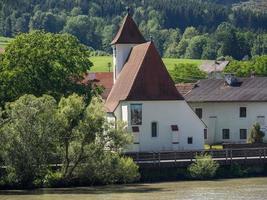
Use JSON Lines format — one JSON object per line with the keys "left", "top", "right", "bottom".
{"left": 105, "top": 41, "right": 184, "bottom": 112}
{"left": 175, "top": 83, "right": 196, "bottom": 96}
{"left": 185, "top": 77, "right": 267, "bottom": 102}
{"left": 111, "top": 14, "right": 146, "bottom": 45}
{"left": 199, "top": 60, "right": 229, "bottom": 73}
{"left": 82, "top": 72, "right": 113, "bottom": 99}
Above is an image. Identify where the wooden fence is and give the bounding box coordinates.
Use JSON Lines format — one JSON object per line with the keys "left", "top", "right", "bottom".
{"left": 124, "top": 148, "right": 267, "bottom": 167}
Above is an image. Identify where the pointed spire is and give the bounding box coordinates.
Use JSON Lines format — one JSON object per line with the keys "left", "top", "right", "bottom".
{"left": 111, "top": 10, "right": 146, "bottom": 45}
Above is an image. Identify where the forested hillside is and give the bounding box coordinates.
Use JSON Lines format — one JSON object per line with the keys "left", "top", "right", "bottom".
{"left": 0, "top": 0, "right": 266, "bottom": 60}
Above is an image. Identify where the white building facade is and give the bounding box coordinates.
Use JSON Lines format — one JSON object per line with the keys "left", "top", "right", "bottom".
{"left": 190, "top": 102, "right": 267, "bottom": 144}
{"left": 184, "top": 77, "right": 267, "bottom": 145}
{"left": 106, "top": 13, "right": 205, "bottom": 152}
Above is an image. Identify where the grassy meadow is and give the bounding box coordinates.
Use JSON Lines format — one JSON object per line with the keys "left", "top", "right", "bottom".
{"left": 90, "top": 56, "right": 204, "bottom": 72}
{"left": 0, "top": 36, "right": 13, "bottom": 48}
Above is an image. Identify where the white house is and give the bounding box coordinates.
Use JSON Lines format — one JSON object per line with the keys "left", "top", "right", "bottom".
{"left": 104, "top": 13, "right": 205, "bottom": 152}
{"left": 180, "top": 76, "right": 267, "bottom": 144}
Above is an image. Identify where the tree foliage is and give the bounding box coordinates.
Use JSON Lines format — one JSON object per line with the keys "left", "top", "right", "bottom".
{"left": 171, "top": 63, "right": 207, "bottom": 83}
{"left": 188, "top": 154, "right": 219, "bottom": 179}
{"left": 0, "top": 95, "right": 58, "bottom": 187}
{"left": 0, "top": 94, "right": 138, "bottom": 188}
{"left": 224, "top": 55, "right": 267, "bottom": 77}
{"left": 0, "top": 31, "right": 93, "bottom": 106}
{"left": 248, "top": 123, "right": 265, "bottom": 144}
{"left": 0, "top": 0, "right": 266, "bottom": 59}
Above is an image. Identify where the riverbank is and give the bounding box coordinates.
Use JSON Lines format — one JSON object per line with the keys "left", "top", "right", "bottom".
{"left": 1, "top": 177, "right": 267, "bottom": 200}
{"left": 140, "top": 163, "right": 267, "bottom": 182}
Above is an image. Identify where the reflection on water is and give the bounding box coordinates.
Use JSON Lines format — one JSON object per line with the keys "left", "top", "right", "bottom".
{"left": 1, "top": 177, "right": 267, "bottom": 200}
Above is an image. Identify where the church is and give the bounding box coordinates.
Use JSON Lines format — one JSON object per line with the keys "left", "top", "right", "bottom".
{"left": 104, "top": 12, "right": 205, "bottom": 152}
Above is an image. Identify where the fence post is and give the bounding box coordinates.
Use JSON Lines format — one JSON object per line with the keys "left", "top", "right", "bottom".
{"left": 225, "top": 149, "right": 228, "bottom": 164}
{"left": 153, "top": 152, "right": 155, "bottom": 166}
{"left": 158, "top": 152, "right": 161, "bottom": 167}
{"left": 230, "top": 149, "right": 233, "bottom": 164}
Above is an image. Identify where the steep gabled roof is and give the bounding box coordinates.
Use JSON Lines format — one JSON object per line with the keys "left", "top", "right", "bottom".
{"left": 105, "top": 41, "right": 184, "bottom": 112}
{"left": 111, "top": 14, "right": 146, "bottom": 45}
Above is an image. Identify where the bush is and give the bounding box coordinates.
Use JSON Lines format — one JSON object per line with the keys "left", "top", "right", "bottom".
{"left": 248, "top": 123, "right": 265, "bottom": 143}
{"left": 43, "top": 171, "right": 64, "bottom": 188}
{"left": 76, "top": 152, "right": 140, "bottom": 185}
{"left": 188, "top": 154, "right": 219, "bottom": 179}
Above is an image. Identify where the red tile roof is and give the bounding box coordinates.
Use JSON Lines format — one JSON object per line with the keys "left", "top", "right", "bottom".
{"left": 111, "top": 14, "right": 146, "bottom": 45}
{"left": 82, "top": 72, "right": 113, "bottom": 99}
{"left": 105, "top": 42, "right": 184, "bottom": 112}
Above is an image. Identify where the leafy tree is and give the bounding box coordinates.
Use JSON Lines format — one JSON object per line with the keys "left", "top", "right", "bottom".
{"left": 188, "top": 154, "right": 219, "bottom": 179}
{"left": 224, "top": 55, "right": 267, "bottom": 77}
{"left": 29, "top": 11, "right": 65, "bottom": 33}
{"left": 171, "top": 63, "right": 207, "bottom": 83}
{"left": 201, "top": 37, "right": 218, "bottom": 59}
{"left": 63, "top": 15, "right": 101, "bottom": 48}
{"left": 0, "top": 31, "right": 93, "bottom": 106}
{"left": 251, "top": 34, "right": 267, "bottom": 57}
{"left": 248, "top": 123, "right": 265, "bottom": 144}
{"left": 176, "top": 39, "right": 189, "bottom": 58}
{"left": 0, "top": 94, "right": 58, "bottom": 187}
{"left": 185, "top": 35, "right": 208, "bottom": 59}
{"left": 56, "top": 94, "right": 133, "bottom": 180}
{"left": 182, "top": 27, "right": 199, "bottom": 40}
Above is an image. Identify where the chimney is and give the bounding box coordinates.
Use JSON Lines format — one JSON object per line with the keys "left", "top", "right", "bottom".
{"left": 224, "top": 73, "right": 239, "bottom": 86}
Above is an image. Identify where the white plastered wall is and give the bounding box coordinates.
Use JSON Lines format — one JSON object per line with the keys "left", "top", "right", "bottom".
{"left": 114, "top": 100, "right": 205, "bottom": 152}
{"left": 190, "top": 102, "right": 267, "bottom": 144}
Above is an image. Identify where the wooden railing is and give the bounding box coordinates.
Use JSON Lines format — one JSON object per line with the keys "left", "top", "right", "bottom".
{"left": 124, "top": 148, "right": 267, "bottom": 165}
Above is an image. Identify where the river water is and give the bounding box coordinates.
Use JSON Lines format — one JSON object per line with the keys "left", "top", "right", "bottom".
{"left": 0, "top": 177, "right": 267, "bottom": 200}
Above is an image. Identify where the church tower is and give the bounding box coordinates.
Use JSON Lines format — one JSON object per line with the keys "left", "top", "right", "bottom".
{"left": 111, "top": 9, "right": 146, "bottom": 83}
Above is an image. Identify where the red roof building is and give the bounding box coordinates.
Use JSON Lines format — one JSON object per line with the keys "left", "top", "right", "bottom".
{"left": 105, "top": 41, "right": 184, "bottom": 112}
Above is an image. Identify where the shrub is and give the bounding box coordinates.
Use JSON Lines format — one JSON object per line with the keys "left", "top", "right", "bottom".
{"left": 76, "top": 152, "right": 140, "bottom": 185}
{"left": 248, "top": 123, "right": 265, "bottom": 143}
{"left": 188, "top": 154, "right": 219, "bottom": 179}
{"left": 43, "top": 171, "right": 64, "bottom": 187}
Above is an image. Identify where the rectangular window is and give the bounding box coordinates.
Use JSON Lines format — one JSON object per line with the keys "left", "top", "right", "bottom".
{"left": 222, "top": 129, "right": 230, "bottom": 140}
{"left": 188, "top": 137, "right": 193, "bottom": 144}
{"left": 240, "top": 129, "right": 247, "bottom": 140}
{"left": 130, "top": 104, "right": 142, "bottom": 125}
{"left": 195, "top": 108, "right": 203, "bottom": 119}
{"left": 240, "top": 107, "right": 246, "bottom": 118}
{"left": 204, "top": 129, "right": 208, "bottom": 139}
{"left": 171, "top": 125, "right": 179, "bottom": 131}
{"left": 151, "top": 122, "right": 158, "bottom": 137}
{"left": 132, "top": 126, "right": 139, "bottom": 132}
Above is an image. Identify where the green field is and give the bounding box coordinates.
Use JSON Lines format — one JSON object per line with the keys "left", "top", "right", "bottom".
{"left": 90, "top": 56, "right": 204, "bottom": 72}
{"left": 0, "top": 36, "right": 13, "bottom": 48}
